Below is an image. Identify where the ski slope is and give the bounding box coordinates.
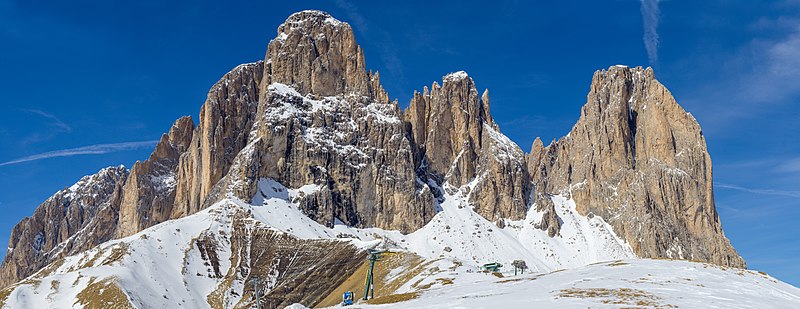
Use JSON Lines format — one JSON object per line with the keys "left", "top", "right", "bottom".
{"left": 249, "top": 177, "right": 635, "bottom": 273}
{"left": 309, "top": 259, "right": 800, "bottom": 308}
{"left": 1, "top": 177, "right": 796, "bottom": 308}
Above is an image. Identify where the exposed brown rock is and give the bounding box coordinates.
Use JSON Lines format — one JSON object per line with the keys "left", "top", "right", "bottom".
{"left": 201, "top": 209, "right": 366, "bottom": 308}
{"left": 116, "top": 116, "right": 194, "bottom": 237}
{"left": 470, "top": 114, "right": 531, "bottom": 222}
{"left": 190, "top": 10, "right": 437, "bottom": 233}
{"left": 0, "top": 11, "right": 746, "bottom": 290}
{"left": 263, "top": 10, "right": 388, "bottom": 102}
{"left": 405, "top": 72, "right": 530, "bottom": 222}
{"left": 528, "top": 66, "right": 744, "bottom": 267}
{"left": 172, "top": 61, "right": 264, "bottom": 218}
{"left": 0, "top": 166, "right": 128, "bottom": 287}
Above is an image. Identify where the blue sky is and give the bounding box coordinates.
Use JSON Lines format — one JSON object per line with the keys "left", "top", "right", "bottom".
{"left": 1, "top": 0, "right": 798, "bottom": 286}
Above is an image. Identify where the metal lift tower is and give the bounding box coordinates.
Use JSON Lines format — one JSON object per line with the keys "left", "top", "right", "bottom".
{"left": 362, "top": 249, "right": 383, "bottom": 300}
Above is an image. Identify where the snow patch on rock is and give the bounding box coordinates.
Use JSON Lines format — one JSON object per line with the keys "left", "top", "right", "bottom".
{"left": 443, "top": 71, "right": 469, "bottom": 82}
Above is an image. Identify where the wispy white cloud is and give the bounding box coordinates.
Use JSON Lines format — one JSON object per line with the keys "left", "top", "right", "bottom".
{"left": 715, "top": 182, "right": 800, "bottom": 198}
{"left": 717, "top": 156, "right": 800, "bottom": 173}
{"left": 0, "top": 141, "right": 158, "bottom": 167}
{"left": 777, "top": 157, "right": 800, "bottom": 173}
{"left": 333, "top": 0, "right": 368, "bottom": 32}
{"left": 24, "top": 109, "right": 72, "bottom": 133}
{"left": 734, "top": 23, "right": 800, "bottom": 104}
{"left": 680, "top": 17, "right": 800, "bottom": 133}
{"left": 15, "top": 109, "right": 73, "bottom": 146}
{"left": 640, "top": 0, "right": 660, "bottom": 67}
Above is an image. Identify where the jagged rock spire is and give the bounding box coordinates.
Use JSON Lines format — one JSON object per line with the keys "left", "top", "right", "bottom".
{"left": 0, "top": 166, "right": 129, "bottom": 287}
{"left": 0, "top": 13, "right": 747, "bottom": 290}
{"left": 528, "top": 65, "right": 744, "bottom": 267}
{"left": 405, "top": 71, "right": 493, "bottom": 185}
{"left": 405, "top": 71, "right": 530, "bottom": 222}
{"left": 263, "top": 10, "right": 389, "bottom": 102}
{"left": 116, "top": 116, "right": 194, "bottom": 238}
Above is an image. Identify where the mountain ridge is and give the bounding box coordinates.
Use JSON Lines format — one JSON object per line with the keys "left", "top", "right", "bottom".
{"left": 0, "top": 9, "right": 747, "bottom": 304}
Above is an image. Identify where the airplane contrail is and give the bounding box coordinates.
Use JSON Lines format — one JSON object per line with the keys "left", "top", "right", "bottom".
{"left": 0, "top": 140, "right": 158, "bottom": 167}
{"left": 641, "top": 0, "right": 660, "bottom": 67}
{"left": 715, "top": 182, "right": 800, "bottom": 198}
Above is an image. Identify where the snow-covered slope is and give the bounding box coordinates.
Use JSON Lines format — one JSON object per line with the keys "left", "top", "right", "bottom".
{"left": 1, "top": 177, "right": 795, "bottom": 308}
{"left": 395, "top": 181, "right": 634, "bottom": 272}
{"left": 313, "top": 259, "right": 800, "bottom": 309}
{"left": 0, "top": 175, "right": 631, "bottom": 307}
{"left": 2, "top": 202, "right": 236, "bottom": 308}
{"left": 247, "top": 177, "right": 634, "bottom": 272}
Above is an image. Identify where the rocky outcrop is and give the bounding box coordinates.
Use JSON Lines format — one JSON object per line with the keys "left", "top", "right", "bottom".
{"left": 172, "top": 61, "right": 264, "bottom": 218}
{"left": 1, "top": 10, "right": 745, "bottom": 289}
{"left": 0, "top": 118, "right": 195, "bottom": 285}
{"left": 0, "top": 197, "right": 368, "bottom": 308}
{"left": 116, "top": 116, "right": 194, "bottom": 237}
{"left": 527, "top": 66, "right": 744, "bottom": 267}
{"left": 470, "top": 114, "right": 531, "bottom": 222}
{"left": 405, "top": 72, "right": 530, "bottom": 222}
{"left": 405, "top": 72, "right": 487, "bottom": 187}
{"left": 0, "top": 166, "right": 128, "bottom": 287}
{"left": 204, "top": 210, "right": 366, "bottom": 308}
{"left": 241, "top": 87, "right": 435, "bottom": 232}
{"left": 204, "top": 11, "right": 435, "bottom": 232}
{"left": 263, "top": 10, "right": 389, "bottom": 103}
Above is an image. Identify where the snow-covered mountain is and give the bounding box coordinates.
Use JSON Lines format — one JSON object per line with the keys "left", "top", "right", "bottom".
{"left": 313, "top": 259, "right": 800, "bottom": 309}
{"left": 1, "top": 9, "right": 796, "bottom": 308}
{"left": 2, "top": 179, "right": 797, "bottom": 308}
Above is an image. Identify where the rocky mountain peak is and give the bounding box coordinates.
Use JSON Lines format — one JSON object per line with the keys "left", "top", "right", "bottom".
{"left": 282, "top": 10, "right": 344, "bottom": 28}
{"left": 443, "top": 70, "right": 469, "bottom": 82}
{"left": 172, "top": 61, "right": 264, "bottom": 219}
{"left": 405, "top": 71, "right": 495, "bottom": 184}
{"left": 66, "top": 165, "right": 128, "bottom": 193}
{"left": 0, "top": 11, "right": 747, "bottom": 293}
{"left": 151, "top": 116, "right": 193, "bottom": 161}
{"left": 0, "top": 165, "right": 129, "bottom": 287}
{"left": 167, "top": 116, "right": 194, "bottom": 149}
{"left": 404, "top": 71, "right": 529, "bottom": 222}
{"left": 529, "top": 65, "right": 744, "bottom": 267}
{"left": 264, "top": 10, "right": 388, "bottom": 102}
{"left": 116, "top": 116, "right": 196, "bottom": 238}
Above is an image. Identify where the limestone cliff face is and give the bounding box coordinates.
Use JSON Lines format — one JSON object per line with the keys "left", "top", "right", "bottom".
{"left": 0, "top": 167, "right": 128, "bottom": 287}
{"left": 527, "top": 66, "right": 744, "bottom": 267}
{"left": 405, "top": 72, "right": 530, "bottom": 222}
{"left": 116, "top": 116, "right": 194, "bottom": 237}
{"left": 263, "top": 10, "right": 389, "bottom": 103}
{"left": 1, "top": 10, "right": 745, "bottom": 289}
{"left": 405, "top": 73, "right": 487, "bottom": 187}
{"left": 172, "top": 61, "right": 264, "bottom": 218}
{"left": 205, "top": 10, "right": 436, "bottom": 233}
